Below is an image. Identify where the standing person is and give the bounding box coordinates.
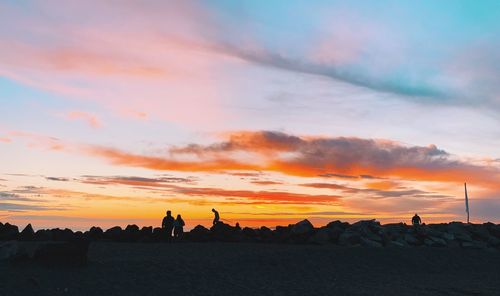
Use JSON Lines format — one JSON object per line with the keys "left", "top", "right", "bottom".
{"left": 174, "top": 214, "right": 185, "bottom": 239}
{"left": 212, "top": 208, "right": 220, "bottom": 225}
{"left": 162, "top": 210, "right": 175, "bottom": 239}
{"left": 412, "top": 213, "right": 422, "bottom": 226}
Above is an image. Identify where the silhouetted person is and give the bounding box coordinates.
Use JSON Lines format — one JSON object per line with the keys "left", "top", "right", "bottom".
{"left": 235, "top": 222, "right": 241, "bottom": 231}
{"left": 174, "top": 214, "right": 185, "bottom": 239}
{"left": 412, "top": 213, "right": 422, "bottom": 226}
{"left": 212, "top": 208, "right": 220, "bottom": 225}
{"left": 162, "top": 210, "right": 174, "bottom": 239}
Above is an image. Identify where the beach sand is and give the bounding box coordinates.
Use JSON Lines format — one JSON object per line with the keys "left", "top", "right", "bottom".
{"left": 2, "top": 242, "right": 500, "bottom": 296}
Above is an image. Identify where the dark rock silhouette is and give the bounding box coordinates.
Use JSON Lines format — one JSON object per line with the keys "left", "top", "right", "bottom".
{"left": 104, "top": 226, "right": 122, "bottom": 241}
{"left": 187, "top": 225, "right": 210, "bottom": 242}
{"left": 0, "top": 223, "right": 19, "bottom": 240}
{"left": 2, "top": 220, "right": 500, "bottom": 250}
{"left": 85, "top": 226, "right": 103, "bottom": 241}
{"left": 19, "top": 224, "right": 35, "bottom": 241}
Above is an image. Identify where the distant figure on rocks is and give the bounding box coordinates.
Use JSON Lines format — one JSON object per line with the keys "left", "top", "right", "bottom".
{"left": 235, "top": 222, "right": 241, "bottom": 231}
{"left": 212, "top": 208, "right": 220, "bottom": 225}
{"left": 412, "top": 213, "right": 422, "bottom": 226}
{"left": 162, "top": 210, "right": 175, "bottom": 238}
{"left": 174, "top": 214, "right": 185, "bottom": 239}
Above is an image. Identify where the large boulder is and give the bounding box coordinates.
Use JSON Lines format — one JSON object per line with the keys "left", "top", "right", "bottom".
{"left": 241, "top": 227, "right": 258, "bottom": 240}
{"left": 85, "top": 226, "right": 104, "bottom": 241}
{"left": 34, "top": 229, "right": 53, "bottom": 241}
{"left": 151, "top": 227, "right": 166, "bottom": 242}
{"left": 0, "top": 223, "right": 19, "bottom": 240}
{"left": 461, "top": 241, "right": 488, "bottom": 249}
{"left": 404, "top": 233, "right": 420, "bottom": 245}
{"left": 273, "top": 226, "right": 291, "bottom": 242}
{"left": 210, "top": 222, "right": 240, "bottom": 242}
{"left": 360, "top": 237, "right": 383, "bottom": 248}
{"left": 122, "top": 224, "right": 141, "bottom": 242}
{"left": 308, "top": 227, "right": 332, "bottom": 245}
{"left": 339, "top": 231, "right": 361, "bottom": 246}
{"left": 424, "top": 236, "right": 447, "bottom": 247}
{"left": 350, "top": 219, "right": 383, "bottom": 244}
{"left": 486, "top": 223, "right": 500, "bottom": 239}
{"left": 19, "top": 224, "right": 35, "bottom": 241}
{"left": 139, "top": 226, "right": 153, "bottom": 242}
{"left": 104, "top": 226, "right": 123, "bottom": 241}
{"left": 51, "top": 228, "right": 76, "bottom": 241}
{"left": 187, "top": 225, "right": 210, "bottom": 242}
{"left": 326, "top": 220, "right": 349, "bottom": 230}
{"left": 291, "top": 219, "right": 314, "bottom": 235}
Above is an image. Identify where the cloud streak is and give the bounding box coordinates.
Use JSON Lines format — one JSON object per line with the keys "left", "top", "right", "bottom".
{"left": 83, "top": 131, "right": 500, "bottom": 189}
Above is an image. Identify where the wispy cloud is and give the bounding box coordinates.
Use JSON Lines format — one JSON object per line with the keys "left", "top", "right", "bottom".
{"left": 64, "top": 111, "right": 102, "bottom": 128}
{"left": 45, "top": 176, "right": 70, "bottom": 182}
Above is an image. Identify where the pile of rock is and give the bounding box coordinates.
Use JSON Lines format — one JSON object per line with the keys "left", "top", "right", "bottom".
{"left": 2, "top": 220, "right": 500, "bottom": 251}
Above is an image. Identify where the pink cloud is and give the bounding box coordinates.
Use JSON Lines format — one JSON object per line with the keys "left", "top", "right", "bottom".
{"left": 65, "top": 111, "right": 102, "bottom": 128}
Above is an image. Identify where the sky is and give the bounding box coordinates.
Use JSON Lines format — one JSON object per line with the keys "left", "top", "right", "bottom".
{"left": 1, "top": 0, "right": 500, "bottom": 230}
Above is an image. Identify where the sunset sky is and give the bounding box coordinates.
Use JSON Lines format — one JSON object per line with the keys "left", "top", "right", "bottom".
{"left": 1, "top": 0, "right": 500, "bottom": 230}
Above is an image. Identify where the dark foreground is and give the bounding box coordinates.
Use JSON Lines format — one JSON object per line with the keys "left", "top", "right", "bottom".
{"left": 2, "top": 243, "right": 500, "bottom": 296}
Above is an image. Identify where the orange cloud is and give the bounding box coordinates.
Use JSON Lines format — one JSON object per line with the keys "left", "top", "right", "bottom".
{"left": 171, "top": 187, "right": 341, "bottom": 205}
{"left": 84, "top": 131, "right": 500, "bottom": 189}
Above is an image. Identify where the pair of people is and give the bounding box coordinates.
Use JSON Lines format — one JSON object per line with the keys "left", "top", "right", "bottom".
{"left": 161, "top": 210, "right": 185, "bottom": 239}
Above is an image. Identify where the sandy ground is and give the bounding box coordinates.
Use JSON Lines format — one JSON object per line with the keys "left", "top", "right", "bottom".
{"left": 1, "top": 242, "right": 500, "bottom": 296}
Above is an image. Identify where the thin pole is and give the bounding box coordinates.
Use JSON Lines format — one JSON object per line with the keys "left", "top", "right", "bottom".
{"left": 464, "top": 182, "right": 470, "bottom": 224}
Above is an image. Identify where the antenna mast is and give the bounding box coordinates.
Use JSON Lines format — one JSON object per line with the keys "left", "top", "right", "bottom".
{"left": 464, "top": 182, "right": 470, "bottom": 224}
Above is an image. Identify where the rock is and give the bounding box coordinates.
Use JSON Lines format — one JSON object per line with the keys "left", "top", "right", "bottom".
{"left": 339, "top": 231, "right": 361, "bottom": 246}
{"left": 259, "top": 226, "right": 273, "bottom": 240}
{"left": 441, "top": 232, "right": 455, "bottom": 241}
{"left": 123, "top": 224, "right": 141, "bottom": 242}
{"left": 383, "top": 223, "right": 408, "bottom": 240}
{"left": 187, "top": 225, "right": 210, "bottom": 242}
{"left": 242, "top": 227, "right": 257, "bottom": 238}
{"left": 447, "top": 222, "right": 471, "bottom": 237}
{"left": 470, "top": 225, "right": 491, "bottom": 241}
{"left": 424, "top": 237, "right": 447, "bottom": 247}
{"left": 487, "top": 236, "right": 500, "bottom": 247}
{"left": 104, "top": 226, "right": 123, "bottom": 241}
{"left": 308, "top": 227, "right": 332, "bottom": 245}
{"left": 350, "top": 220, "right": 383, "bottom": 244}
{"left": 0, "top": 223, "right": 19, "bottom": 240}
{"left": 404, "top": 233, "right": 420, "bottom": 245}
{"left": 273, "top": 226, "right": 291, "bottom": 242}
{"left": 291, "top": 219, "right": 314, "bottom": 235}
{"left": 34, "top": 229, "right": 53, "bottom": 241}
{"left": 462, "top": 241, "right": 488, "bottom": 249}
{"left": 455, "top": 233, "right": 473, "bottom": 242}
{"left": 486, "top": 223, "right": 500, "bottom": 238}
{"left": 139, "top": 226, "right": 153, "bottom": 242}
{"left": 210, "top": 222, "right": 240, "bottom": 242}
{"left": 125, "top": 224, "right": 139, "bottom": 232}
{"left": 326, "top": 220, "right": 349, "bottom": 230}
{"left": 85, "top": 226, "right": 103, "bottom": 241}
{"left": 151, "top": 227, "right": 165, "bottom": 241}
{"left": 19, "top": 224, "right": 35, "bottom": 241}
{"left": 360, "top": 237, "right": 383, "bottom": 248}
{"left": 51, "top": 228, "right": 76, "bottom": 241}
